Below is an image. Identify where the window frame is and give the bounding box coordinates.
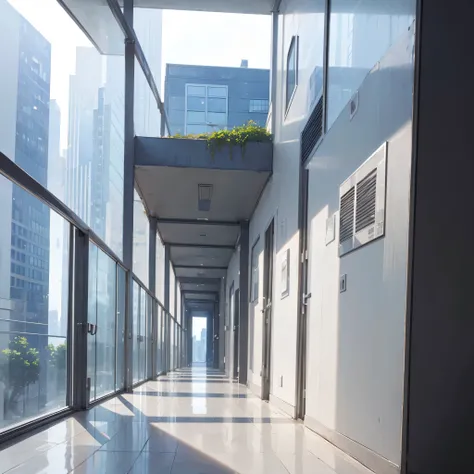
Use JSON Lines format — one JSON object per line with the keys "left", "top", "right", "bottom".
{"left": 249, "top": 99, "right": 269, "bottom": 114}
{"left": 184, "top": 83, "right": 229, "bottom": 134}
{"left": 250, "top": 236, "right": 260, "bottom": 303}
{"left": 285, "top": 35, "right": 299, "bottom": 116}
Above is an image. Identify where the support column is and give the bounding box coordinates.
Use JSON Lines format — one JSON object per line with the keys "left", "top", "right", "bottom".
{"left": 402, "top": 2, "right": 474, "bottom": 473}
{"left": 122, "top": 0, "right": 135, "bottom": 392}
{"left": 238, "top": 221, "right": 249, "bottom": 384}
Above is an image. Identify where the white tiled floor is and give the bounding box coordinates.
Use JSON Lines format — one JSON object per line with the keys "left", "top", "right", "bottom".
{"left": 0, "top": 368, "right": 374, "bottom": 474}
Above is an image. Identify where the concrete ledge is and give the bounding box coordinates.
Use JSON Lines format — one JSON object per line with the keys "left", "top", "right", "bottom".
{"left": 270, "top": 394, "right": 296, "bottom": 418}
{"left": 305, "top": 415, "right": 400, "bottom": 474}
{"left": 135, "top": 136, "right": 273, "bottom": 172}
{"left": 247, "top": 380, "right": 262, "bottom": 398}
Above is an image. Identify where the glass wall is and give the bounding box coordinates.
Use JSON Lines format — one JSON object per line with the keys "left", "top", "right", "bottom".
{"left": 326, "top": 1, "right": 415, "bottom": 130}
{"left": 133, "top": 191, "right": 149, "bottom": 287}
{"left": 0, "top": 0, "right": 125, "bottom": 259}
{"left": 0, "top": 174, "right": 70, "bottom": 433}
{"left": 87, "top": 243, "right": 121, "bottom": 402}
{"left": 0, "top": 0, "right": 186, "bottom": 438}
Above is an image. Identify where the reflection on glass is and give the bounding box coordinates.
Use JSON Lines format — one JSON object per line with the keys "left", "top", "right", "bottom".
{"left": 0, "top": 0, "right": 124, "bottom": 259}
{"left": 133, "top": 191, "right": 149, "bottom": 288}
{"left": 88, "top": 244, "right": 118, "bottom": 401}
{"left": 139, "top": 288, "right": 146, "bottom": 382}
{"left": 132, "top": 281, "right": 140, "bottom": 385}
{"left": 327, "top": 1, "right": 415, "bottom": 129}
{"left": 116, "top": 265, "right": 126, "bottom": 391}
{"left": 0, "top": 174, "right": 69, "bottom": 433}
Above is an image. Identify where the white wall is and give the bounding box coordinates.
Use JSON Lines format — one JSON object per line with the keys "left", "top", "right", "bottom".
{"left": 246, "top": 0, "right": 326, "bottom": 408}
{"left": 225, "top": 247, "right": 240, "bottom": 377}
{"left": 304, "top": 28, "right": 415, "bottom": 468}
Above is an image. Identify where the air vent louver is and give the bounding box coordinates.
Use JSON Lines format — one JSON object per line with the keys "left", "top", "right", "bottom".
{"left": 301, "top": 96, "right": 323, "bottom": 163}
{"left": 355, "top": 171, "right": 377, "bottom": 232}
{"left": 339, "top": 187, "right": 355, "bottom": 244}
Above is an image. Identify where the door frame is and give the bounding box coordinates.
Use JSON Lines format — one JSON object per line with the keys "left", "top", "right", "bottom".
{"left": 261, "top": 219, "right": 275, "bottom": 401}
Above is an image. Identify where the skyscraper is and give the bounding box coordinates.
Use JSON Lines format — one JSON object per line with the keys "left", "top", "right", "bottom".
{"left": 0, "top": 0, "right": 52, "bottom": 409}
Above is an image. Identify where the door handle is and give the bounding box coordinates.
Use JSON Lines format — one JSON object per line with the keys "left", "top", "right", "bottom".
{"left": 302, "top": 293, "right": 312, "bottom": 305}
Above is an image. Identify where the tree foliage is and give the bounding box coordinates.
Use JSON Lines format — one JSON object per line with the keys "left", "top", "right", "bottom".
{"left": 0, "top": 336, "right": 40, "bottom": 409}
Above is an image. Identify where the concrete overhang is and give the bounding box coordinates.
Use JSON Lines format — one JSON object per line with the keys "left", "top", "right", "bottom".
{"left": 135, "top": 136, "right": 271, "bottom": 299}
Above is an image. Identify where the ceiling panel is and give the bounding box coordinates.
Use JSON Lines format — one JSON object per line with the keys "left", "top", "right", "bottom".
{"left": 183, "top": 293, "right": 217, "bottom": 301}
{"left": 136, "top": 166, "right": 268, "bottom": 221}
{"left": 174, "top": 267, "right": 226, "bottom": 279}
{"left": 158, "top": 223, "right": 239, "bottom": 246}
{"left": 170, "top": 246, "right": 233, "bottom": 268}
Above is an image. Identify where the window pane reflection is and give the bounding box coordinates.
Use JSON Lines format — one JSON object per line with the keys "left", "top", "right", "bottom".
{"left": 0, "top": 174, "right": 70, "bottom": 432}
{"left": 327, "top": 1, "right": 415, "bottom": 129}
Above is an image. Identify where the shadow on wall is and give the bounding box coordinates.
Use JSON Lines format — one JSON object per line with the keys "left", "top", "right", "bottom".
{"left": 305, "top": 29, "right": 415, "bottom": 471}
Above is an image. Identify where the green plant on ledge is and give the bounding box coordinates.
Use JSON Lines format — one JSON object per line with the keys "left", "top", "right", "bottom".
{"left": 171, "top": 121, "right": 272, "bottom": 159}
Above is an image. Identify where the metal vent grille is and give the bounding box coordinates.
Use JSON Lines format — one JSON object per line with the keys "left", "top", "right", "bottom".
{"left": 339, "top": 187, "right": 355, "bottom": 243}
{"left": 301, "top": 96, "right": 323, "bottom": 163}
{"left": 355, "top": 171, "right": 377, "bottom": 232}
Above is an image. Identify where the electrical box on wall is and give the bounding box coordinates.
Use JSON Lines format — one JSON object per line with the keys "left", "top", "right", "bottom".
{"left": 339, "top": 142, "right": 387, "bottom": 257}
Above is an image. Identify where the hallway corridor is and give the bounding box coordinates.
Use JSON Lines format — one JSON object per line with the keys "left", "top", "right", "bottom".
{"left": 0, "top": 369, "right": 372, "bottom": 474}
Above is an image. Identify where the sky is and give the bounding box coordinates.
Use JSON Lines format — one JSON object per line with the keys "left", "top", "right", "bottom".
{"left": 192, "top": 317, "right": 207, "bottom": 341}
{"left": 7, "top": 1, "right": 270, "bottom": 149}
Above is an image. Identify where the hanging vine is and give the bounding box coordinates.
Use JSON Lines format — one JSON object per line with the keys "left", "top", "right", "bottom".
{"left": 171, "top": 121, "right": 272, "bottom": 159}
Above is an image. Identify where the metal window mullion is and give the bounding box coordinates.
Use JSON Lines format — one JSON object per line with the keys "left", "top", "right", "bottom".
{"left": 72, "top": 228, "right": 89, "bottom": 410}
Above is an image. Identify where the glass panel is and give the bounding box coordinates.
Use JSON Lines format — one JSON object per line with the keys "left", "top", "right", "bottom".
{"left": 208, "top": 98, "right": 226, "bottom": 113}
{"left": 286, "top": 37, "right": 297, "bottom": 109}
{"left": 139, "top": 288, "right": 146, "bottom": 382}
{"left": 186, "top": 96, "right": 206, "bottom": 112}
{"left": 132, "top": 281, "right": 139, "bottom": 385}
{"left": 87, "top": 244, "right": 98, "bottom": 401}
{"left": 133, "top": 190, "right": 149, "bottom": 288}
{"left": 187, "top": 85, "right": 206, "bottom": 96}
{"left": 250, "top": 239, "right": 260, "bottom": 302}
{"left": 327, "top": 1, "right": 415, "bottom": 130}
{"left": 186, "top": 111, "right": 206, "bottom": 124}
{"left": 155, "top": 234, "right": 165, "bottom": 303}
{"left": 156, "top": 307, "right": 161, "bottom": 374}
{"left": 0, "top": 174, "right": 70, "bottom": 432}
{"left": 146, "top": 294, "right": 153, "bottom": 379}
{"left": 207, "top": 112, "right": 227, "bottom": 126}
{"left": 207, "top": 86, "right": 227, "bottom": 98}
{"left": 0, "top": 1, "right": 125, "bottom": 259}
{"left": 134, "top": 58, "right": 161, "bottom": 138}
{"left": 249, "top": 99, "right": 269, "bottom": 113}
{"left": 116, "top": 265, "right": 126, "bottom": 391}
{"left": 94, "top": 249, "right": 116, "bottom": 398}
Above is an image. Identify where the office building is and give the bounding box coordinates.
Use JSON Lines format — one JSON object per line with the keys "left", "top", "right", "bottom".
{"left": 164, "top": 62, "right": 270, "bottom": 135}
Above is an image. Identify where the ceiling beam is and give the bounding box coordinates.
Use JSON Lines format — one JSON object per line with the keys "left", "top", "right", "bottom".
{"left": 174, "top": 265, "right": 227, "bottom": 270}
{"left": 157, "top": 218, "right": 240, "bottom": 227}
{"left": 179, "top": 277, "right": 220, "bottom": 284}
{"left": 169, "top": 243, "right": 235, "bottom": 250}
{"left": 183, "top": 290, "right": 218, "bottom": 296}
